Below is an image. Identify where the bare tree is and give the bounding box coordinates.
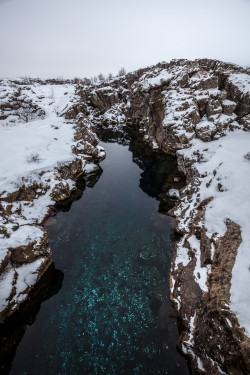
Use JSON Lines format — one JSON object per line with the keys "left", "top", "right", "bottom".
{"left": 118, "top": 67, "right": 126, "bottom": 76}
{"left": 22, "top": 76, "right": 31, "bottom": 84}
{"left": 108, "top": 73, "right": 113, "bottom": 81}
{"left": 73, "top": 77, "right": 80, "bottom": 84}
{"left": 83, "top": 77, "right": 91, "bottom": 86}
{"left": 98, "top": 73, "right": 105, "bottom": 82}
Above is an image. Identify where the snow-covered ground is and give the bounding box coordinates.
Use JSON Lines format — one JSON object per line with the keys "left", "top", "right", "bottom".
{"left": 0, "top": 83, "right": 78, "bottom": 241}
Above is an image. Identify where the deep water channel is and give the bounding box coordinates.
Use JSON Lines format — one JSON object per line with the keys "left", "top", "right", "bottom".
{"left": 2, "top": 133, "right": 190, "bottom": 374}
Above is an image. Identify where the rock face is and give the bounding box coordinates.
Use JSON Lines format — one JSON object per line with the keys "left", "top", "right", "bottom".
{"left": 67, "top": 58, "right": 250, "bottom": 375}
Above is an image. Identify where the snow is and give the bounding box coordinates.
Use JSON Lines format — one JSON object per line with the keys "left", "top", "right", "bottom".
{"left": 168, "top": 188, "right": 180, "bottom": 199}
{"left": 83, "top": 162, "right": 99, "bottom": 174}
{"left": 0, "top": 82, "right": 81, "bottom": 263}
{"left": 0, "top": 266, "right": 15, "bottom": 311}
{"left": 175, "top": 237, "right": 190, "bottom": 268}
{"left": 178, "top": 129, "right": 250, "bottom": 335}
{"left": 140, "top": 69, "right": 172, "bottom": 91}
{"left": 0, "top": 115, "right": 75, "bottom": 194}
{"left": 2, "top": 225, "right": 44, "bottom": 250}
{"left": 0, "top": 257, "right": 47, "bottom": 311}
{"left": 188, "top": 235, "right": 208, "bottom": 292}
{"left": 102, "top": 103, "right": 126, "bottom": 123}
{"left": 196, "top": 117, "right": 216, "bottom": 132}
{"left": 222, "top": 99, "right": 236, "bottom": 106}
{"left": 15, "top": 257, "right": 44, "bottom": 299}
{"left": 197, "top": 357, "right": 206, "bottom": 372}
{"left": 228, "top": 73, "right": 250, "bottom": 95}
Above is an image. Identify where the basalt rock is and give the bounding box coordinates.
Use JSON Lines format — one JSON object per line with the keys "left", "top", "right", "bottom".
{"left": 51, "top": 182, "right": 73, "bottom": 202}
{"left": 10, "top": 226, "right": 50, "bottom": 264}
{"left": 57, "top": 159, "right": 83, "bottom": 180}
{"left": 69, "top": 58, "right": 250, "bottom": 375}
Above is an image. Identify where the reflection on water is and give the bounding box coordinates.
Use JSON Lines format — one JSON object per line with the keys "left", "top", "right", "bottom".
{"left": 1, "top": 129, "right": 190, "bottom": 375}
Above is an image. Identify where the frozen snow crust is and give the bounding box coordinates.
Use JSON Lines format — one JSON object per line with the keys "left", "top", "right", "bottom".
{"left": 67, "top": 58, "right": 250, "bottom": 375}
{"left": 0, "top": 78, "right": 105, "bottom": 321}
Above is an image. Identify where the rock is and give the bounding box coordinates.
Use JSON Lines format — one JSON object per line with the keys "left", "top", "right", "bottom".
{"left": 200, "top": 229, "right": 212, "bottom": 266}
{"left": 195, "top": 118, "right": 216, "bottom": 142}
{"left": 0, "top": 256, "right": 52, "bottom": 323}
{"left": 10, "top": 226, "right": 50, "bottom": 263}
{"left": 57, "top": 159, "right": 83, "bottom": 180}
{"left": 206, "top": 99, "right": 222, "bottom": 120}
{"left": 240, "top": 114, "right": 250, "bottom": 131}
{"left": 222, "top": 99, "right": 236, "bottom": 115}
{"left": 44, "top": 217, "right": 57, "bottom": 226}
{"left": 167, "top": 188, "right": 180, "bottom": 199}
{"left": 0, "top": 249, "right": 11, "bottom": 274}
{"left": 51, "top": 182, "right": 72, "bottom": 201}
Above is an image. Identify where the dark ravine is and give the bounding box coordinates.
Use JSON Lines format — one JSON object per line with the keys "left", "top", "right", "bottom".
{"left": 65, "top": 58, "right": 250, "bottom": 374}
{"left": 1, "top": 131, "right": 190, "bottom": 375}
{"left": 0, "top": 58, "right": 250, "bottom": 374}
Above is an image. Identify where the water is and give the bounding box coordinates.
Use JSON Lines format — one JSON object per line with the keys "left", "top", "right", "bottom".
{"left": 1, "top": 137, "right": 190, "bottom": 375}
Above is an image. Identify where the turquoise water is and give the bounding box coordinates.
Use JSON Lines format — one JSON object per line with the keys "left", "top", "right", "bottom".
{"left": 3, "top": 139, "right": 190, "bottom": 375}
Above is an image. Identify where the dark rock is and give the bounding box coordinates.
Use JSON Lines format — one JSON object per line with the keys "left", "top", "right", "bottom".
{"left": 10, "top": 226, "right": 50, "bottom": 263}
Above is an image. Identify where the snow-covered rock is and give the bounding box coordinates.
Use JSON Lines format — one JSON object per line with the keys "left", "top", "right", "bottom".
{"left": 67, "top": 58, "right": 250, "bottom": 374}
{"left": 0, "top": 79, "right": 106, "bottom": 321}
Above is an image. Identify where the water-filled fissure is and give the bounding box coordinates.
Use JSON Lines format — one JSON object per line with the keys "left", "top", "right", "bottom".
{"left": 0, "top": 128, "right": 190, "bottom": 375}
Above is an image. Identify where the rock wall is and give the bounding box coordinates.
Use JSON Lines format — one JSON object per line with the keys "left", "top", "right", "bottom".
{"left": 69, "top": 58, "right": 250, "bottom": 374}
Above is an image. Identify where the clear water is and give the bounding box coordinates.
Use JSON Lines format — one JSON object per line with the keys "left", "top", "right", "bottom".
{"left": 2, "top": 139, "right": 190, "bottom": 375}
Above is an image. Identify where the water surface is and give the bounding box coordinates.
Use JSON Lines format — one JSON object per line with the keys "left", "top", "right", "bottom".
{"left": 5, "top": 140, "right": 190, "bottom": 375}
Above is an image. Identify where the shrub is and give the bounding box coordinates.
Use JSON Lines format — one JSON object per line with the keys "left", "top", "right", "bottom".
{"left": 25, "top": 152, "right": 41, "bottom": 164}
{"left": 244, "top": 152, "right": 250, "bottom": 160}
{"left": 118, "top": 67, "right": 126, "bottom": 76}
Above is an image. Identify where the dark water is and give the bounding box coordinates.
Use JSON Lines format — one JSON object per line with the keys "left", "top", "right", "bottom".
{"left": 1, "top": 137, "right": 190, "bottom": 375}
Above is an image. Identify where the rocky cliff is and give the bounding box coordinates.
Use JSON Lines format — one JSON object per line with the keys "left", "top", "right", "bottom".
{"left": 1, "top": 58, "right": 250, "bottom": 375}
{"left": 66, "top": 58, "right": 250, "bottom": 374}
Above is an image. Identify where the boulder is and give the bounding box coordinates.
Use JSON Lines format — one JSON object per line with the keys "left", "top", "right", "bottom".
{"left": 222, "top": 99, "right": 236, "bottom": 115}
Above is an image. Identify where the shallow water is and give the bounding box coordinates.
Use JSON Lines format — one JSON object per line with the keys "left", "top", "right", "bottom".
{"left": 4, "top": 140, "right": 190, "bottom": 375}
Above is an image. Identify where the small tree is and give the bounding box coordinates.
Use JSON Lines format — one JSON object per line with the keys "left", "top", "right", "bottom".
{"left": 118, "top": 67, "right": 126, "bottom": 76}
{"left": 108, "top": 73, "right": 113, "bottom": 81}
{"left": 98, "top": 73, "right": 105, "bottom": 82}
{"left": 22, "top": 76, "right": 31, "bottom": 84}
{"left": 83, "top": 77, "right": 91, "bottom": 86}
{"left": 73, "top": 77, "right": 80, "bottom": 84}
{"left": 25, "top": 152, "right": 41, "bottom": 164}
